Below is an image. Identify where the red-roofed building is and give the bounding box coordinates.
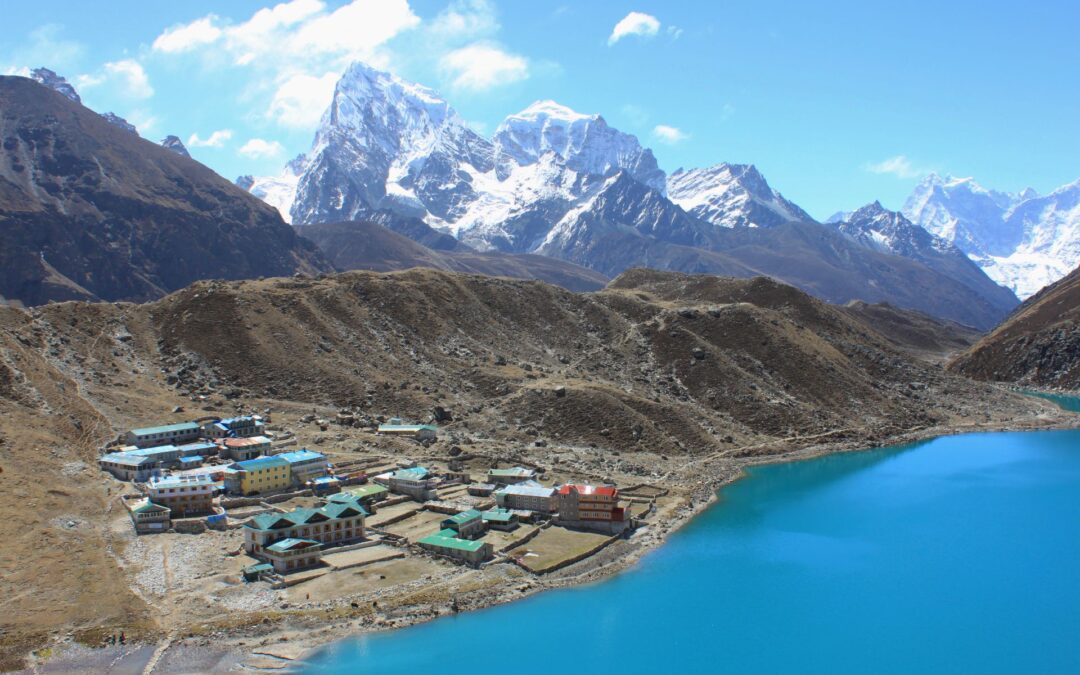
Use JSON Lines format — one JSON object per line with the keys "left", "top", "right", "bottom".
{"left": 557, "top": 484, "right": 627, "bottom": 531}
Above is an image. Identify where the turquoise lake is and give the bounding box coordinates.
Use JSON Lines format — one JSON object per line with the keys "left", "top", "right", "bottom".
{"left": 300, "top": 423, "right": 1080, "bottom": 674}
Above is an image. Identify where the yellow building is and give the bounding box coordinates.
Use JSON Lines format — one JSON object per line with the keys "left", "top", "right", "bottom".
{"left": 234, "top": 455, "right": 292, "bottom": 495}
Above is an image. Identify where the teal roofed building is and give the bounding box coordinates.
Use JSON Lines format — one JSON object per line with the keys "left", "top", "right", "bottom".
{"left": 125, "top": 422, "right": 201, "bottom": 448}
{"left": 262, "top": 538, "right": 322, "bottom": 573}
{"left": 243, "top": 497, "right": 367, "bottom": 557}
{"left": 441, "top": 509, "right": 484, "bottom": 539}
{"left": 377, "top": 418, "right": 438, "bottom": 440}
{"left": 481, "top": 508, "right": 519, "bottom": 531}
{"left": 418, "top": 530, "right": 493, "bottom": 565}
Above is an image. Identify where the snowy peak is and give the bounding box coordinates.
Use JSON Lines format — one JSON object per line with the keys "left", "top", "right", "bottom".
{"left": 493, "top": 99, "right": 665, "bottom": 190}
{"left": 160, "top": 135, "right": 190, "bottom": 157}
{"left": 839, "top": 201, "right": 957, "bottom": 257}
{"left": 667, "top": 163, "right": 813, "bottom": 228}
{"left": 904, "top": 172, "right": 1080, "bottom": 298}
{"left": 31, "top": 67, "right": 80, "bottom": 104}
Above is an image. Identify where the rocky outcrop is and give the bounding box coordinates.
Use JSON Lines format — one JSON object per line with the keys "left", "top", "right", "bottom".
{"left": 950, "top": 263, "right": 1080, "bottom": 389}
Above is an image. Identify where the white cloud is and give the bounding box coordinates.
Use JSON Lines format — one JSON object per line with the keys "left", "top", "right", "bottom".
{"left": 865, "top": 155, "right": 926, "bottom": 179}
{"left": 239, "top": 138, "right": 286, "bottom": 159}
{"left": 187, "top": 129, "right": 233, "bottom": 148}
{"left": 268, "top": 71, "right": 339, "bottom": 128}
{"left": 77, "top": 59, "right": 154, "bottom": 99}
{"left": 430, "top": 0, "right": 498, "bottom": 39}
{"left": 152, "top": 16, "right": 223, "bottom": 54}
{"left": 608, "top": 12, "right": 661, "bottom": 45}
{"left": 440, "top": 42, "right": 528, "bottom": 91}
{"left": 620, "top": 104, "right": 649, "bottom": 127}
{"left": 652, "top": 124, "right": 688, "bottom": 144}
{"left": 149, "top": 0, "right": 420, "bottom": 130}
{"left": 667, "top": 25, "right": 683, "bottom": 40}
{"left": 117, "top": 109, "right": 157, "bottom": 134}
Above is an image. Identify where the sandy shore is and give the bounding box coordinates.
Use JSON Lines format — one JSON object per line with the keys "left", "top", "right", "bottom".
{"left": 25, "top": 406, "right": 1080, "bottom": 674}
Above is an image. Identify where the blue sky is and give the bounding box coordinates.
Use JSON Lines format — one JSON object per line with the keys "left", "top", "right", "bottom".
{"left": 2, "top": 0, "right": 1078, "bottom": 219}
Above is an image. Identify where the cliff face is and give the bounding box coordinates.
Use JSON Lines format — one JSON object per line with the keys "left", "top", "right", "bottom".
{"left": 950, "top": 264, "right": 1080, "bottom": 389}
{"left": 0, "top": 77, "right": 330, "bottom": 306}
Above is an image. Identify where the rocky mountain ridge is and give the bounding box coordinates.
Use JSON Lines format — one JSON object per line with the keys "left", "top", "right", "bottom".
{"left": 0, "top": 76, "right": 330, "bottom": 306}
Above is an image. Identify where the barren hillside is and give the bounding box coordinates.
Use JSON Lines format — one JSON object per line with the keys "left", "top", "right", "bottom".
{"left": 0, "top": 268, "right": 1059, "bottom": 668}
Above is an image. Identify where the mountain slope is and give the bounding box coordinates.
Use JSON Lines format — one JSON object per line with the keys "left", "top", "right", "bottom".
{"left": 0, "top": 76, "right": 329, "bottom": 306}
{"left": 298, "top": 220, "right": 610, "bottom": 291}
{"left": 949, "top": 263, "right": 1080, "bottom": 389}
{"left": 833, "top": 202, "right": 1018, "bottom": 315}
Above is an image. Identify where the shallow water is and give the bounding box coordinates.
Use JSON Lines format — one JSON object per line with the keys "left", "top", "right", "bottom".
{"left": 300, "top": 423, "right": 1080, "bottom": 674}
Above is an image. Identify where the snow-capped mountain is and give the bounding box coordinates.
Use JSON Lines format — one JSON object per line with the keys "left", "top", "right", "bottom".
{"left": 834, "top": 202, "right": 1018, "bottom": 312}
{"left": 903, "top": 174, "right": 1025, "bottom": 258}
{"left": 239, "top": 61, "right": 1020, "bottom": 328}
{"left": 493, "top": 101, "right": 665, "bottom": 190}
{"left": 291, "top": 62, "right": 494, "bottom": 227}
{"left": 903, "top": 173, "right": 1080, "bottom": 298}
{"left": 161, "top": 135, "right": 190, "bottom": 157}
{"left": 667, "top": 164, "right": 813, "bottom": 228}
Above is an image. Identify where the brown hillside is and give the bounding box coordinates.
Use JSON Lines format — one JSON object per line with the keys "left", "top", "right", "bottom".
{"left": 949, "top": 264, "right": 1080, "bottom": 389}
{"left": 298, "top": 220, "right": 610, "bottom": 292}
{"left": 0, "top": 268, "right": 1057, "bottom": 667}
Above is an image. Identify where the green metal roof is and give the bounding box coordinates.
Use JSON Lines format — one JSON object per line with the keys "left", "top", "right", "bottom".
{"left": 130, "top": 422, "right": 200, "bottom": 436}
{"left": 481, "top": 508, "right": 515, "bottom": 522}
{"left": 443, "top": 509, "right": 481, "bottom": 525}
{"left": 390, "top": 467, "right": 431, "bottom": 481}
{"left": 488, "top": 467, "right": 533, "bottom": 477}
{"left": 265, "top": 537, "right": 321, "bottom": 553}
{"left": 418, "top": 531, "right": 488, "bottom": 552}
{"left": 348, "top": 484, "right": 389, "bottom": 498}
{"left": 132, "top": 501, "right": 169, "bottom": 514}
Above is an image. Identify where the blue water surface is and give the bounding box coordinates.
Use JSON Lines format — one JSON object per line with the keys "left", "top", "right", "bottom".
{"left": 301, "top": 422, "right": 1080, "bottom": 674}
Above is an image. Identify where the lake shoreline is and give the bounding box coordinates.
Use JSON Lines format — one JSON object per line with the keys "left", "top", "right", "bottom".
{"left": 26, "top": 401, "right": 1080, "bottom": 673}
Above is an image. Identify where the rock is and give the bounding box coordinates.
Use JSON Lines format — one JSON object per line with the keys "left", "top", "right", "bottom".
{"left": 432, "top": 406, "right": 453, "bottom": 422}
{"left": 554, "top": 386, "right": 567, "bottom": 398}
{"left": 692, "top": 348, "right": 706, "bottom": 360}
{"left": 172, "top": 405, "right": 184, "bottom": 413}
{"left": 448, "top": 445, "right": 462, "bottom": 457}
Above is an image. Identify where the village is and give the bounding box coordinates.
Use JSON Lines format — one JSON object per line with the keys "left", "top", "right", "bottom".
{"left": 99, "top": 407, "right": 674, "bottom": 614}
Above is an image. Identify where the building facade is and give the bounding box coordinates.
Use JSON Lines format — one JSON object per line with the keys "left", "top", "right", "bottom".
{"left": 243, "top": 497, "right": 367, "bottom": 556}
{"left": 129, "top": 500, "right": 171, "bottom": 533}
{"left": 441, "top": 509, "right": 484, "bottom": 539}
{"left": 377, "top": 418, "right": 438, "bottom": 441}
{"left": 146, "top": 474, "right": 218, "bottom": 517}
{"left": 217, "top": 436, "right": 271, "bottom": 461}
{"left": 204, "top": 415, "right": 266, "bottom": 439}
{"left": 418, "top": 529, "right": 493, "bottom": 565}
{"left": 495, "top": 481, "right": 557, "bottom": 513}
{"left": 125, "top": 422, "right": 201, "bottom": 448}
{"left": 557, "top": 484, "right": 629, "bottom": 533}
{"left": 385, "top": 467, "right": 438, "bottom": 501}
{"left": 233, "top": 455, "right": 291, "bottom": 495}
{"left": 263, "top": 538, "right": 322, "bottom": 573}
{"left": 277, "top": 449, "right": 330, "bottom": 485}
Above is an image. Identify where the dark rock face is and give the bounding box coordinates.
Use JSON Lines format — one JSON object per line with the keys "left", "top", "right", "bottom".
{"left": 950, "top": 263, "right": 1080, "bottom": 389}
{"left": 0, "top": 77, "right": 331, "bottom": 306}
